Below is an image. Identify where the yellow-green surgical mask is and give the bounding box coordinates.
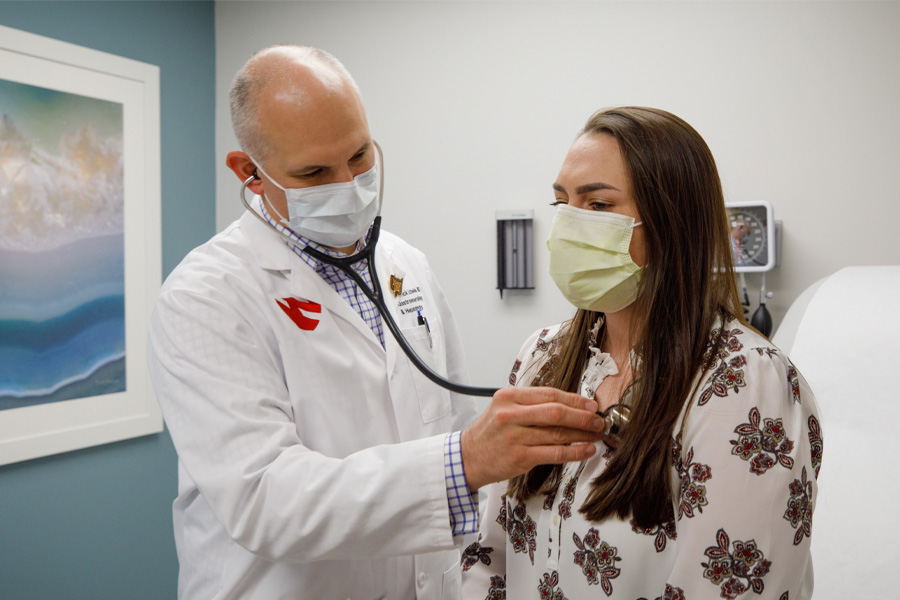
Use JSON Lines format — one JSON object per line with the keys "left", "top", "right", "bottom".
{"left": 547, "top": 204, "right": 643, "bottom": 313}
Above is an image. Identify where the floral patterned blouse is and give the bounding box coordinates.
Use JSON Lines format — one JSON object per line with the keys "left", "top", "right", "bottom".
{"left": 461, "top": 318, "right": 821, "bottom": 600}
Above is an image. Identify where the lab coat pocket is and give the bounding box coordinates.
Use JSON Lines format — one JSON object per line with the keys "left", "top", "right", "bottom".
{"left": 441, "top": 561, "right": 461, "bottom": 600}
{"left": 402, "top": 324, "right": 452, "bottom": 424}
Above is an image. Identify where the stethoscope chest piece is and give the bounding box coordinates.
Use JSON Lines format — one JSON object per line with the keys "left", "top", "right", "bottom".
{"left": 599, "top": 402, "right": 631, "bottom": 441}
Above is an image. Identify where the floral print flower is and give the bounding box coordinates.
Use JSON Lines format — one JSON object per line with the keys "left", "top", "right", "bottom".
{"left": 496, "top": 495, "right": 508, "bottom": 531}
{"left": 730, "top": 354, "right": 748, "bottom": 369}
{"left": 725, "top": 331, "right": 744, "bottom": 352}
{"left": 705, "top": 327, "right": 745, "bottom": 361}
{"left": 537, "top": 570, "right": 568, "bottom": 600}
{"left": 534, "top": 327, "right": 562, "bottom": 361}
{"left": 703, "top": 557, "right": 733, "bottom": 585}
{"left": 461, "top": 537, "right": 494, "bottom": 571}
{"left": 784, "top": 466, "right": 813, "bottom": 545}
{"left": 699, "top": 364, "right": 747, "bottom": 405}
{"left": 526, "top": 327, "right": 564, "bottom": 387}
{"left": 690, "top": 462, "right": 712, "bottom": 483}
{"left": 732, "top": 539, "right": 763, "bottom": 570}
{"left": 699, "top": 328, "right": 748, "bottom": 405}
{"left": 681, "top": 482, "right": 709, "bottom": 516}
{"left": 721, "top": 577, "right": 747, "bottom": 598}
{"left": 808, "top": 415, "right": 823, "bottom": 479}
{"left": 731, "top": 407, "right": 794, "bottom": 474}
{"left": 713, "top": 365, "right": 747, "bottom": 394}
{"left": 676, "top": 445, "right": 712, "bottom": 519}
{"left": 631, "top": 518, "right": 677, "bottom": 552}
{"left": 662, "top": 584, "right": 686, "bottom": 600}
{"left": 786, "top": 363, "right": 802, "bottom": 404}
{"left": 506, "top": 500, "right": 537, "bottom": 564}
{"left": 732, "top": 432, "right": 762, "bottom": 460}
{"left": 508, "top": 359, "right": 522, "bottom": 386}
{"left": 702, "top": 528, "right": 771, "bottom": 598}
{"left": 573, "top": 528, "right": 621, "bottom": 595}
{"left": 763, "top": 417, "right": 786, "bottom": 442}
{"left": 750, "top": 453, "right": 775, "bottom": 474}
{"left": 486, "top": 574, "right": 506, "bottom": 600}
{"left": 558, "top": 472, "right": 580, "bottom": 520}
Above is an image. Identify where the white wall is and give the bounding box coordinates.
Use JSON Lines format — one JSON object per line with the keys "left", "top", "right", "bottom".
{"left": 215, "top": 1, "right": 900, "bottom": 393}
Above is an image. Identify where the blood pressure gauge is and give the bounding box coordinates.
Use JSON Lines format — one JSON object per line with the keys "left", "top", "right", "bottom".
{"left": 726, "top": 201, "right": 777, "bottom": 273}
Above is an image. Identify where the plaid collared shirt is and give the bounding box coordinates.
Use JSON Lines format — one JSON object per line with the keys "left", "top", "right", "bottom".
{"left": 257, "top": 198, "right": 477, "bottom": 535}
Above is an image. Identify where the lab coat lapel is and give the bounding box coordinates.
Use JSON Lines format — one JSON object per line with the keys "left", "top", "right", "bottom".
{"left": 288, "top": 254, "right": 384, "bottom": 353}
{"left": 241, "top": 207, "right": 293, "bottom": 272}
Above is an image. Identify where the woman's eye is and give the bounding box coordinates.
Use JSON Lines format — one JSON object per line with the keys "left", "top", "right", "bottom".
{"left": 550, "top": 199, "right": 567, "bottom": 206}
{"left": 589, "top": 200, "right": 612, "bottom": 210}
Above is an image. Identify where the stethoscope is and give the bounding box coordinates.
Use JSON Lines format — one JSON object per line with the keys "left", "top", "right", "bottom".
{"left": 240, "top": 141, "right": 500, "bottom": 397}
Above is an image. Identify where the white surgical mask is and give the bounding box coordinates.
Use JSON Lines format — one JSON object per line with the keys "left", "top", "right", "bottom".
{"left": 547, "top": 204, "right": 643, "bottom": 313}
{"left": 252, "top": 159, "right": 380, "bottom": 247}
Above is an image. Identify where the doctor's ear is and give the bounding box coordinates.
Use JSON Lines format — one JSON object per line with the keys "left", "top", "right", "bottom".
{"left": 226, "top": 151, "right": 264, "bottom": 192}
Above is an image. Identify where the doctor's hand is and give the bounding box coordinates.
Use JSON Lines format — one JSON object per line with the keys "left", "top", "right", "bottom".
{"left": 460, "top": 387, "right": 603, "bottom": 492}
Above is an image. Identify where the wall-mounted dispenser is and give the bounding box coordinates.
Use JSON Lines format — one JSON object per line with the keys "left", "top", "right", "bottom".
{"left": 496, "top": 209, "right": 534, "bottom": 298}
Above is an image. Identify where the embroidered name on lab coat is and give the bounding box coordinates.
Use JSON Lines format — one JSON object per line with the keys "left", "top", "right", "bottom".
{"left": 396, "top": 286, "right": 424, "bottom": 315}
{"left": 275, "top": 298, "right": 321, "bottom": 331}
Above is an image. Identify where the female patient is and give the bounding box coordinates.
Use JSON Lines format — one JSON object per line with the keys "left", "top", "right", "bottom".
{"left": 461, "top": 107, "right": 821, "bottom": 600}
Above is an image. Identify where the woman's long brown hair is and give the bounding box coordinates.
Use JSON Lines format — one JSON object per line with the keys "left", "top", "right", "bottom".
{"left": 508, "top": 107, "right": 746, "bottom": 529}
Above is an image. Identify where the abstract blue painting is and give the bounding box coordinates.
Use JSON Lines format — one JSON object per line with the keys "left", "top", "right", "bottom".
{"left": 0, "top": 79, "right": 124, "bottom": 411}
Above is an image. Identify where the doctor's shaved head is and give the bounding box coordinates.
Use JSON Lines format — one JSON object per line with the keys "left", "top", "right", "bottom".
{"left": 230, "top": 44, "right": 362, "bottom": 163}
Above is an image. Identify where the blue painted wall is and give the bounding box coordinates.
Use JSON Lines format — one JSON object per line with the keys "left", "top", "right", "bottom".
{"left": 0, "top": 2, "right": 215, "bottom": 598}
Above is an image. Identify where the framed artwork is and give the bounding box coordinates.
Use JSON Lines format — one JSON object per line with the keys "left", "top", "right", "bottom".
{"left": 0, "top": 25, "right": 162, "bottom": 465}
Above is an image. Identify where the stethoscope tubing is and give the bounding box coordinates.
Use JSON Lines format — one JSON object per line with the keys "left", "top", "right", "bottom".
{"left": 239, "top": 144, "right": 499, "bottom": 398}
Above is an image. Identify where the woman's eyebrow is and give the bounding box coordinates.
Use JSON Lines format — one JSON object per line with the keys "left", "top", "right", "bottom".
{"left": 575, "top": 181, "right": 619, "bottom": 195}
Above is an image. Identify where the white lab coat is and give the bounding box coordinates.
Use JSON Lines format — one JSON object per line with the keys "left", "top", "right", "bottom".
{"left": 148, "top": 203, "right": 479, "bottom": 600}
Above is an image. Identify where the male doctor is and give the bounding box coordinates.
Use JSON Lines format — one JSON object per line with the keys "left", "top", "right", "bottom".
{"left": 148, "top": 45, "right": 602, "bottom": 600}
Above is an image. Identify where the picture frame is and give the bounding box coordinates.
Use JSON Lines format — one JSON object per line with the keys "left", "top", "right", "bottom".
{"left": 0, "top": 25, "right": 162, "bottom": 465}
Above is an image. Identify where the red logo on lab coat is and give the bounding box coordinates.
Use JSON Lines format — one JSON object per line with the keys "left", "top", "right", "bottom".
{"left": 275, "top": 298, "right": 321, "bottom": 331}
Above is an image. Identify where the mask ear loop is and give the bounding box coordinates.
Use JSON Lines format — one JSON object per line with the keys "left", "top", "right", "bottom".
{"left": 240, "top": 168, "right": 292, "bottom": 232}
{"left": 245, "top": 165, "right": 293, "bottom": 225}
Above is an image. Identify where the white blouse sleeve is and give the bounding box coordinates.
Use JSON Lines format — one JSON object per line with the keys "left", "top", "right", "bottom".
{"left": 662, "top": 329, "right": 821, "bottom": 600}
